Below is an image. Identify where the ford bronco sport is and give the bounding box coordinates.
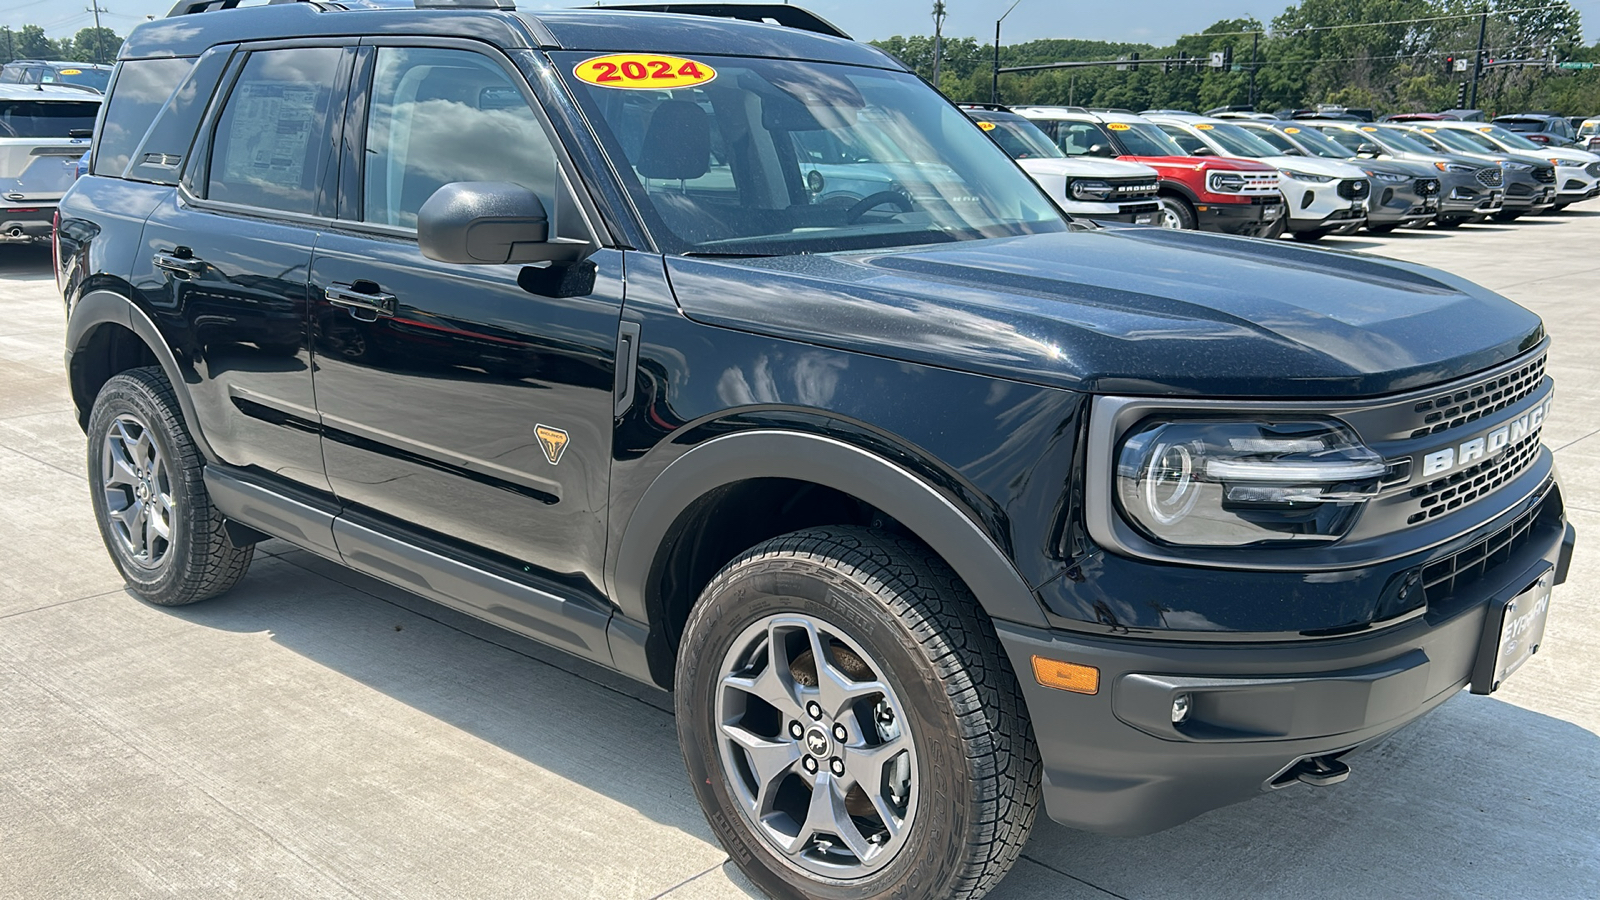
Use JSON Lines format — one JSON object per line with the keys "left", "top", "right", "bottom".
{"left": 58, "top": 3, "right": 1577, "bottom": 899}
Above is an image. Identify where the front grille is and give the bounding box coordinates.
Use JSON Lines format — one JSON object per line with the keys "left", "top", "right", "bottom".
{"left": 1236, "top": 172, "right": 1281, "bottom": 195}
{"left": 1420, "top": 487, "right": 1549, "bottom": 603}
{"left": 1106, "top": 178, "right": 1160, "bottom": 200}
{"left": 1404, "top": 425, "right": 1543, "bottom": 524}
{"left": 1532, "top": 166, "right": 1556, "bottom": 184}
{"left": 1407, "top": 353, "right": 1546, "bottom": 439}
{"left": 1337, "top": 179, "right": 1370, "bottom": 200}
{"left": 1414, "top": 178, "right": 1440, "bottom": 196}
{"left": 1476, "top": 167, "right": 1503, "bottom": 188}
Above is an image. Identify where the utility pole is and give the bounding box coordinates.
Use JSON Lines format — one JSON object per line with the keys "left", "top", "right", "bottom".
{"left": 1248, "top": 31, "right": 1259, "bottom": 108}
{"left": 87, "top": 3, "right": 110, "bottom": 64}
{"left": 1469, "top": 5, "right": 1487, "bottom": 109}
{"left": 931, "top": 1, "right": 947, "bottom": 89}
{"left": 992, "top": 0, "right": 1024, "bottom": 105}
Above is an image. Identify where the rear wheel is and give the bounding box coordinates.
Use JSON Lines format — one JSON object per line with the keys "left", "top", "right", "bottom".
{"left": 86, "top": 367, "right": 254, "bottom": 606}
{"left": 1435, "top": 216, "right": 1466, "bottom": 229}
{"left": 1156, "top": 194, "right": 1195, "bottom": 229}
{"left": 1366, "top": 223, "right": 1399, "bottom": 234}
{"left": 1491, "top": 210, "right": 1523, "bottom": 222}
{"left": 676, "top": 527, "right": 1039, "bottom": 900}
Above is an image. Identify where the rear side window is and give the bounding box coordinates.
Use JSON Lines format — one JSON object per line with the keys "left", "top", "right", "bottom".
{"left": 93, "top": 58, "right": 195, "bottom": 176}
{"left": 127, "top": 49, "right": 231, "bottom": 185}
{"left": 0, "top": 100, "right": 100, "bottom": 138}
{"left": 207, "top": 47, "right": 342, "bottom": 214}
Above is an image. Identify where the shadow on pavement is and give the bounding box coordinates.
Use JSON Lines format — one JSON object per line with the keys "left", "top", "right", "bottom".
{"left": 160, "top": 548, "right": 1599, "bottom": 899}
{"left": 0, "top": 245, "right": 54, "bottom": 279}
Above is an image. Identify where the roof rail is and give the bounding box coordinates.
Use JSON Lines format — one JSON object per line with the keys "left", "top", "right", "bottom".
{"left": 956, "top": 102, "right": 1012, "bottom": 112}
{"left": 168, "top": 0, "right": 324, "bottom": 16}
{"left": 167, "top": 0, "right": 512, "bottom": 15}
{"left": 598, "top": 4, "right": 850, "bottom": 39}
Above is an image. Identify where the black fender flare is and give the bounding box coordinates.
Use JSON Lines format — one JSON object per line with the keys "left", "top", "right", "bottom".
{"left": 65, "top": 288, "right": 218, "bottom": 464}
{"left": 1159, "top": 180, "right": 1200, "bottom": 206}
{"left": 610, "top": 430, "right": 1050, "bottom": 630}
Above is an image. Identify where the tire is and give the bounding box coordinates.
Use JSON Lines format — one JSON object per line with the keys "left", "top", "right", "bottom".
{"left": 1550, "top": 202, "right": 1571, "bottom": 212}
{"left": 1291, "top": 227, "right": 1332, "bottom": 242}
{"left": 1435, "top": 216, "right": 1465, "bottom": 229}
{"left": 86, "top": 367, "right": 254, "bottom": 606}
{"left": 676, "top": 527, "right": 1040, "bottom": 900}
{"left": 1156, "top": 193, "right": 1196, "bottom": 229}
{"left": 1490, "top": 210, "right": 1524, "bottom": 222}
{"left": 1366, "top": 223, "right": 1398, "bottom": 234}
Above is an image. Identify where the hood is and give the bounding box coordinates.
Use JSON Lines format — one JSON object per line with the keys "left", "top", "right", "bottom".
{"left": 1017, "top": 157, "right": 1158, "bottom": 179}
{"left": 1259, "top": 155, "right": 1368, "bottom": 178}
{"left": 1353, "top": 157, "right": 1439, "bottom": 179}
{"left": 1515, "top": 147, "right": 1599, "bottom": 166}
{"left": 1121, "top": 155, "right": 1275, "bottom": 173}
{"left": 666, "top": 230, "right": 1542, "bottom": 398}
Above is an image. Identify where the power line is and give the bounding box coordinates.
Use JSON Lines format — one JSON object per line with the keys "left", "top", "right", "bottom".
{"left": 1180, "top": 5, "right": 1579, "bottom": 39}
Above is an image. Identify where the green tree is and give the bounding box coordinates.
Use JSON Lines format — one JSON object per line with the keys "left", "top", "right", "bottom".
{"left": 15, "top": 24, "right": 57, "bottom": 60}
{"left": 67, "top": 27, "right": 122, "bottom": 64}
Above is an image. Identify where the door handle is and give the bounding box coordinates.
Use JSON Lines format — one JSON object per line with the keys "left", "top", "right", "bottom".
{"left": 153, "top": 249, "right": 204, "bottom": 277}
{"left": 326, "top": 282, "right": 396, "bottom": 320}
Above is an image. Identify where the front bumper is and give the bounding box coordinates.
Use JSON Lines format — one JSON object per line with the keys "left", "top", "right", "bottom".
{"left": 1068, "top": 199, "right": 1161, "bottom": 226}
{"left": 1195, "top": 195, "right": 1283, "bottom": 236}
{"left": 1367, "top": 184, "right": 1438, "bottom": 226}
{"left": 1503, "top": 183, "right": 1557, "bottom": 212}
{"left": 999, "top": 479, "right": 1573, "bottom": 836}
{"left": 1291, "top": 205, "right": 1366, "bottom": 234}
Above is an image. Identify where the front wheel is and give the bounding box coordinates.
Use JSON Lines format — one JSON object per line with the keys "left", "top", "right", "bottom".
{"left": 676, "top": 527, "right": 1040, "bottom": 900}
{"left": 1155, "top": 194, "right": 1196, "bottom": 229}
{"left": 1491, "top": 210, "right": 1523, "bottom": 222}
{"left": 1291, "top": 227, "right": 1334, "bottom": 242}
{"left": 1366, "top": 223, "right": 1399, "bottom": 234}
{"left": 86, "top": 367, "right": 254, "bottom": 606}
{"left": 1434, "top": 216, "right": 1466, "bottom": 229}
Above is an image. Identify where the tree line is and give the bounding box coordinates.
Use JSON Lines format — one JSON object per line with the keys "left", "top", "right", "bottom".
{"left": 873, "top": 0, "right": 1600, "bottom": 116}
{"left": 0, "top": 25, "right": 124, "bottom": 66}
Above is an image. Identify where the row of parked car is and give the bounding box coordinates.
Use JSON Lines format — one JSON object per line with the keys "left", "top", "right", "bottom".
{"left": 958, "top": 105, "right": 1600, "bottom": 241}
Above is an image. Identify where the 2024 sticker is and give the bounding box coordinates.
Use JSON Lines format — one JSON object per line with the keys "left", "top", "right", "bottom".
{"left": 574, "top": 54, "right": 717, "bottom": 90}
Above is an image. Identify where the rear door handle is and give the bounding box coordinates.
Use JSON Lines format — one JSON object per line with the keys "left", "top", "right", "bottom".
{"left": 153, "top": 250, "right": 204, "bottom": 276}
{"left": 326, "top": 282, "right": 396, "bottom": 320}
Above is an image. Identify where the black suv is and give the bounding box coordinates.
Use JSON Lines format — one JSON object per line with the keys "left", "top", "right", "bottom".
{"left": 57, "top": 3, "right": 1576, "bottom": 899}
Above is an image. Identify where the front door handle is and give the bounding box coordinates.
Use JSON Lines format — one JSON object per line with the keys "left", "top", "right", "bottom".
{"left": 326, "top": 282, "right": 396, "bottom": 320}
{"left": 153, "top": 249, "right": 204, "bottom": 277}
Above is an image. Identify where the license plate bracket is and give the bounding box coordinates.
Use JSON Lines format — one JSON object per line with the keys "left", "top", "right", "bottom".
{"left": 1470, "top": 564, "right": 1553, "bottom": 695}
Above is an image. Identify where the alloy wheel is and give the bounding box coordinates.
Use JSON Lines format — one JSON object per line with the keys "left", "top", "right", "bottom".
{"left": 101, "top": 414, "right": 174, "bottom": 569}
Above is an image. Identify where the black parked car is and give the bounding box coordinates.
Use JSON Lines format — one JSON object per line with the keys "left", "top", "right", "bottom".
{"left": 57, "top": 3, "right": 1576, "bottom": 899}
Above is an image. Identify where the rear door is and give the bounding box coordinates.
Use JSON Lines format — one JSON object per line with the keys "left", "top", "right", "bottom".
{"left": 307, "top": 41, "right": 621, "bottom": 598}
{"left": 131, "top": 43, "right": 352, "bottom": 493}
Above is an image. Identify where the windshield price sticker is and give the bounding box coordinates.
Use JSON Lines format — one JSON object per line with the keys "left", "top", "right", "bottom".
{"left": 1108, "top": 122, "right": 1131, "bottom": 131}
{"left": 574, "top": 54, "right": 717, "bottom": 90}
{"left": 1479, "top": 126, "right": 1495, "bottom": 132}
{"left": 1195, "top": 123, "right": 1214, "bottom": 130}
{"left": 976, "top": 121, "right": 996, "bottom": 131}
{"left": 60, "top": 68, "right": 83, "bottom": 75}
{"left": 1284, "top": 126, "right": 1301, "bottom": 133}
{"left": 1361, "top": 126, "right": 1378, "bottom": 132}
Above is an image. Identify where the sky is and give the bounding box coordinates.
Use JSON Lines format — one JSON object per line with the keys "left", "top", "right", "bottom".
{"left": 5, "top": 0, "right": 1599, "bottom": 47}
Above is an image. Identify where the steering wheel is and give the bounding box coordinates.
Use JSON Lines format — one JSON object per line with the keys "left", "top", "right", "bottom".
{"left": 845, "top": 190, "right": 913, "bottom": 224}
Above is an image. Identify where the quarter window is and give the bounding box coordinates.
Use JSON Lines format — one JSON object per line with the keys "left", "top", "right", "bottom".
{"left": 207, "top": 47, "right": 342, "bottom": 214}
{"left": 361, "top": 47, "right": 557, "bottom": 229}
{"left": 92, "top": 58, "right": 195, "bottom": 177}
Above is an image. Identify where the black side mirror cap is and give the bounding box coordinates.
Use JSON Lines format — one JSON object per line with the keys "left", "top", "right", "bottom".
{"left": 1356, "top": 143, "right": 1381, "bottom": 158}
{"left": 1190, "top": 146, "right": 1214, "bottom": 157}
{"left": 417, "top": 182, "right": 588, "bottom": 265}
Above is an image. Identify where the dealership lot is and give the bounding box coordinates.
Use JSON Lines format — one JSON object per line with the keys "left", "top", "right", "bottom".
{"left": 1, "top": 215, "right": 1597, "bottom": 899}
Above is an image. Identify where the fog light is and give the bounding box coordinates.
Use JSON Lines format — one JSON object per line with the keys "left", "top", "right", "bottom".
{"left": 1171, "top": 694, "right": 1192, "bottom": 724}
{"left": 1032, "top": 657, "right": 1099, "bottom": 695}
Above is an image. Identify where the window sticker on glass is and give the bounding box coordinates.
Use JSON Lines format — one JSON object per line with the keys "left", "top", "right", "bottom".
{"left": 221, "top": 81, "right": 317, "bottom": 191}
{"left": 1195, "top": 123, "right": 1213, "bottom": 130}
{"left": 1284, "top": 126, "right": 1300, "bottom": 133}
{"left": 1107, "top": 122, "right": 1130, "bottom": 131}
{"left": 573, "top": 54, "right": 716, "bottom": 89}
{"left": 976, "top": 121, "right": 996, "bottom": 131}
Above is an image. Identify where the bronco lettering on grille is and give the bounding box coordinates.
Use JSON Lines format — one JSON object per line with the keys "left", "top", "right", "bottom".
{"left": 1421, "top": 397, "right": 1551, "bottom": 477}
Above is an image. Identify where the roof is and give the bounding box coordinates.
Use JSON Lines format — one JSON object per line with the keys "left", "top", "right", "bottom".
{"left": 0, "top": 84, "right": 105, "bottom": 102}
{"left": 124, "top": 2, "right": 896, "bottom": 70}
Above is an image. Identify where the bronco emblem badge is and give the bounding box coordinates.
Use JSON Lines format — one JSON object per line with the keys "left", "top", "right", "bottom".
{"left": 535, "top": 424, "right": 570, "bottom": 466}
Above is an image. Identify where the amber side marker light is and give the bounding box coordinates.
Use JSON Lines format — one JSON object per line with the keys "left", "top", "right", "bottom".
{"left": 1031, "top": 656, "right": 1099, "bottom": 694}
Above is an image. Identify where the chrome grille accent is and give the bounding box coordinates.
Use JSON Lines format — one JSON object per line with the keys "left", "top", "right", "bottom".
{"left": 1407, "top": 353, "right": 1546, "bottom": 439}
{"left": 1404, "top": 425, "right": 1543, "bottom": 525}
{"left": 1475, "top": 167, "right": 1503, "bottom": 188}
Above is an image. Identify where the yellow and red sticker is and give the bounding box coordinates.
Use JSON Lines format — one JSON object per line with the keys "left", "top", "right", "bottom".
{"left": 1107, "top": 122, "right": 1131, "bottom": 131}
{"left": 976, "top": 121, "right": 996, "bottom": 131}
{"left": 573, "top": 54, "right": 716, "bottom": 90}
{"left": 59, "top": 68, "right": 82, "bottom": 75}
{"left": 1284, "top": 126, "right": 1301, "bottom": 133}
{"left": 1195, "top": 123, "right": 1214, "bottom": 130}
{"left": 1479, "top": 126, "right": 1494, "bottom": 132}
{"left": 1423, "top": 127, "right": 1438, "bottom": 132}
{"left": 1361, "top": 126, "right": 1378, "bottom": 132}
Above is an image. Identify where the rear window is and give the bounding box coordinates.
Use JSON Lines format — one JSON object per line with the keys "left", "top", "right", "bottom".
{"left": 93, "top": 58, "right": 196, "bottom": 177}
{"left": 48, "top": 67, "right": 112, "bottom": 93}
{"left": 0, "top": 100, "right": 100, "bottom": 138}
{"left": 1495, "top": 119, "right": 1545, "bottom": 133}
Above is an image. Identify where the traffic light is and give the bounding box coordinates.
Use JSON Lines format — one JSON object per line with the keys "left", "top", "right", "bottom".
{"left": 1457, "top": 82, "right": 1468, "bottom": 107}
{"left": 1129, "top": 52, "right": 1140, "bottom": 70}
{"left": 1444, "top": 55, "right": 1455, "bottom": 75}
{"left": 1163, "top": 57, "right": 1172, "bottom": 74}
{"left": 1177, "top": 50, "right": 1189, "bottom": 71}
{"left": 1222, "top": 46, "right": 1233, "bottom": 69}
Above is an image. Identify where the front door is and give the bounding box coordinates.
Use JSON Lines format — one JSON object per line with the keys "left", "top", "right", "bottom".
{"left": 309, "top": 44, "right": 620, "bottom": 597}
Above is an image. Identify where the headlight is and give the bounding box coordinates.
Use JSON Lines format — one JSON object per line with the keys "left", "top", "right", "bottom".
{"left": 1207, "top": 171, "right": 1246, "bottom": 193}
{"left": 1115, "top": 419, "right": 1387, "bottom": 547}
{"left": 1547, "top": 158, "right": 1565, "bottom": 167}
{"left": 1503, "top": 161, "right": 1532, "bottom": 172}
{"left": 1368, "top": 170, "right": 1408, "bottom": 183}
{"left": 1435, "top": 162, "right": 1476, "bottom": 173}
{"left": 1278, "top": 169, "right": 1336, "bottom": 183}
{"left": 1069, "top": 179, "right": 1116, "bottom": 201}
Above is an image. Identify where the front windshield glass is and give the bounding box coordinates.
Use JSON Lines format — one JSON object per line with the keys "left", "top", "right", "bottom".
{"left": 971, "top": 114, "right": 1064, "bottom": 160}
{"left": 1423, "top": 127, "right": 1496, "bottom": 155}
{"left": 1581, "top": 121, "right": 1598, "bottom": 137}
{"left": 1195, "top": 122, "right": 1283, "bottom": 157}
{"left": 1236, "top": 123, "right": 1299, "bottom": 154}
{"left": 1371, "top": 126, "right": 1443, "bottom": 155}
{"left": 554, "top": 54, "right": 1064, "bottom": 255}
{"left": 1099, "top": 120, "right": 1187, "bottom": 157}
{"left": 1478, "top": 125, "right": 1542, "bottom": 151}
{"left": 1276, "top": 124, "right": 1355, "bottom": 158}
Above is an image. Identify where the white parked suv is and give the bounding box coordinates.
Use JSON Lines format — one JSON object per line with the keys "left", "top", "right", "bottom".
{"left": 0, "top": 84, "right": 99, "bottom": 242}
{"left": 1425, "top": 121, "right": 1599, "bottom": 210}
{"left": 962, "top": 106, "right": 1162, "bottom": 225}
{"left": 1146, "top": 113, "right": 1373, "bottom": 241}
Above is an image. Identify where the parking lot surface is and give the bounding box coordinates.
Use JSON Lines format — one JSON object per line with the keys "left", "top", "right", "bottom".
{"left": 2, "top": 214, "right": 1597, "bottom": 899}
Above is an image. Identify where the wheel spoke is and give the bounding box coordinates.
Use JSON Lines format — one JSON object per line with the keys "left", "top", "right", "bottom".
{"left": 722, "top": 663, "right": 802, "bottom": 721}
{"left": 799, "top": 772, "right": 874, "bottom": 861}
{"left": 842, "top": 731, "right": 908, "bottom": 793}
{"left": 804, "top": 622, "right": 886, "bottom": 720}
{"left": 721, "top": 723, "right": 800, "bottom": 814}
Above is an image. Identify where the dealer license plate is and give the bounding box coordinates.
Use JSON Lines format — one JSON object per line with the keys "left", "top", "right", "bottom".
{"left": 1264, "top": 204, "right": 1283, "bottom": 219}
{"left": 1471, "top": 569, "right": 1552, "bottom": 694}
{"left": 1135, "top": 213, "right": 1155, "bottom": 225}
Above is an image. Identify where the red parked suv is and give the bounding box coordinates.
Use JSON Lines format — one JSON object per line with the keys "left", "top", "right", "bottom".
{"left": 1016, "top": 107, "right": 1285, "bottom": 235}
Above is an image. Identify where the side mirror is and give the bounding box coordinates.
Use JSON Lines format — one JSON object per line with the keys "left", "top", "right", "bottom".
{"left": 1087, "top": 143, "right": 1115, "bottom": 157}
{"left": 417, "top": 182, "right": 585, "bottom": 265}
{"left": 1281, "top": 148, "right": 1305, "bottom": 156}
{"left": 1190, "top": 146, "right": 1214, "bottom": 157}
{"left": 1356, "top": 142, "right": 1381, "bottom": 158}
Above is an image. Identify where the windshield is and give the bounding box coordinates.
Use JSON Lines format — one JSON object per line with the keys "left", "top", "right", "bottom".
{"left": 1424, "top": 127, "right": 1497, "bottom": 155}
{"left": 0, "top": 100, "right": 99, "bottom": 138}
{"left": 1193, "top": 121, "right": 1283, "bottom": 157}
{"left": 556, "top": 54, "right": 1063, "bottom": 255}
{"left": 1274, "top": 124, "right": 1355, "bottom": 158}
{"left": 1092, "top": 120, "right": 1186, "bottom": 157}
{"left": 46, "top": 66, "right": 110, "bottom": 92}
{"left": 1581, "top": 121, "right": 1598, "bottom": 137}
{"left": 1370, "top": 126, "right": 1443, "bottom": 155}
{"left": 1236, "top": 123, "right": 1299, "bottom": 154}
{"left": 1477, "top": 125, "right": 1542, "bottom": 151}
{"left": 969, "top": 114, "right": 1064, "bottom": 160}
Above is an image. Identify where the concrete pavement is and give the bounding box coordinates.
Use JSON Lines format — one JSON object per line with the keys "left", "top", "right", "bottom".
{"left": 1, "top": 210, "right": 1596, "bottom": 899}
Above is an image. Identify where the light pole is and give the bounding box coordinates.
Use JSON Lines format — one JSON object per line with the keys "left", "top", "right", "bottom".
{"left": 931, "top": 1, "right": 947, "bottom": 89}
{"left": 992, "top": 0, "right": 1024, "bottom": 104}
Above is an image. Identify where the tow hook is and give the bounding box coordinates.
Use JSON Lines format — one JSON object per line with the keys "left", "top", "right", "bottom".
{"left": 1287, "top": 755, "right": 1351, "bottom": 787}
